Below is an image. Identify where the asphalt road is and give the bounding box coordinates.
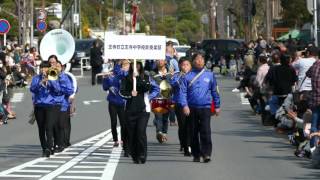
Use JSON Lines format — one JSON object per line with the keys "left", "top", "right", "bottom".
{"left": 0, "top": 74, "right": 318, "bottom": 180}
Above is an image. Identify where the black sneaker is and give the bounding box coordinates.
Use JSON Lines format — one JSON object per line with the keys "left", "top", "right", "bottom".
{"left": 140, "top": 156, "right": 146, "bottom": 164}
{"left": 184, "top": 151, "right": 191, "bottom": 157}
{"left": 193, "top": 157, "right": 200, "bottom": 162}
{"left": 44, "top": 149, "right": 51, "bottom": 158}
{"left": 113, "top": 141, "right": 119, "bottom": 147}
{"left": 133, "top": 158, "right": 140, "bottom": 164}
{"left": 124, "top": 151, "right": 129, "bottom": 157}
{"left": 54, "top": 147, "right": 64, "bottom": 153}
{"left": 203, "top": 156, "right": 211, "bottom": 163}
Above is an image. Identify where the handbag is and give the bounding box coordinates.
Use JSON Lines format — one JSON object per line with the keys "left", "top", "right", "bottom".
{"left": 292, "top": 76, "right": 307, "bottom": 104}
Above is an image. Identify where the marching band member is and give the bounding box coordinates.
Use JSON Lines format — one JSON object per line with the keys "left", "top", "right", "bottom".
{"left": 150, "top": 59, "right": 173, "bottom": 143}
{"left": 180, "top": 52, "right": 221, "bottom": 163}
{"left": 49, "top": 57, "right": 74, "bottom": 153}
{"left": 120, "top": 61, "right": 152, "bottom": 164}
{"left": 31, "top": 55, "right": 73, "bottom": 157}
{"left": 103, "top": 59, "right": 130, "bottom": 156}
{"left": 170, "top": 57, "right": 192, "bottom": 156}
{"left": 56, "top": 61, "right": 77, "bottom": 150}
{"left": 30, "top": 61, "right": 50, "bottom": 156}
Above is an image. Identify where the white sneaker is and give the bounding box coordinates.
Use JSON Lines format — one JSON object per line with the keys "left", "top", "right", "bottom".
{"left": 232, "top": 88, "right": 240, "bottom": 93}
{"left": 265, "top": 105, "right": 270, "bottom": 111}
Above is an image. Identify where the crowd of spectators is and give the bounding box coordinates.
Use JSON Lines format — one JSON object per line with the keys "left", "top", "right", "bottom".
{"left": 229, "top": 37, "right": 320, "bottom": 168}
{"left": 0, "top": 43, "right": 31, "bottom": 126}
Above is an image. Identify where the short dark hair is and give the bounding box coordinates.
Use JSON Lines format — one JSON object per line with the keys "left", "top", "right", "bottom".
{"left": 258, "top": 54, "right": 268, "bottom": 64}
{"left": 40, "top": 61, "right": 50, "bottom": 68}
{"left": 179, "top": 57, "right": 191, "bottom": 65}
{"left": 280, "top": 54, "right": 291, "bottom": 66}
{"left": 191, "top": 51, "right": 205, "bottom": 61}
{"left": 48, "top": 55, "right": 58, "bottom": 61}
{"left": 166, "top": 41, "right": 173, "bottom": 46}
{"left": 307, "top": 46, "right": 318, "bottom": 56}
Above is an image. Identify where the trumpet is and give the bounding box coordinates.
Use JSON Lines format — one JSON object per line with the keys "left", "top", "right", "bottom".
{"left": 47, "top": 67, "right": 60, "bottom": 81}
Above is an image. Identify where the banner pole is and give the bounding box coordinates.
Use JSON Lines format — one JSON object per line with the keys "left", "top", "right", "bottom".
{"left": 133, "top": 59, "right": 137, "bottom": 91}
{"left": 4, "top": 34, "right": 6, "bottom": 46}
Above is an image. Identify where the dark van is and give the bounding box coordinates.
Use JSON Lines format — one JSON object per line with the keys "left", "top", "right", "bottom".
{"left": 71, "top": 39, "right": 104, "bottom": 68}
{"left": 200, "top": 39, "right": 244, "bottom": 66}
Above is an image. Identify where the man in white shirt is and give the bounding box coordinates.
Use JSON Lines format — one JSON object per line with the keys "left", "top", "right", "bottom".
{"left": 292, "top": 46, "right": 318, "bottom": 92}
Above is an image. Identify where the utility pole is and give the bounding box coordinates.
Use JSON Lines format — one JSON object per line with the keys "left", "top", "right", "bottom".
{"left": 151, "top": 4, "right": 155, "bottom": 34}
{"left": 18, "top": 0, "right": 25, "bottom": 45}
{"left": 209, "top": 0, "right": 217, "bottom": 39}
{"left": 266, "top": 0, "right": 272, "bottom": 42}
{"left": 79, "top": 0, "right": 82, "bottom": 39}
{"left": 30, "top": 0, "right": 34, "bottom": 47}
{"left": 227, "top": 15, "right": 230, "bottom": 38}
{"left": 123, "top": 0, "right": 126, "bottom": 34}
{"left": 314, "top": 0, "right": 318, "bottom": 46}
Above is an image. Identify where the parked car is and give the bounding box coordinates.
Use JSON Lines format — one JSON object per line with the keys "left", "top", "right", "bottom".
{"left": 71, "top": 39, "right": 104, "bottom": 69}
{"left": 166, "top": 38, "right": 180, "bottom": 46}
{"left": 174, "top": 45, "right": 190, "bottom": 59}
{"left": 200, "top": 39, "right": 244, "bottom": 67}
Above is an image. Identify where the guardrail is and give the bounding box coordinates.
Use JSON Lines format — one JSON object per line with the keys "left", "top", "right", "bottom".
{"left": 73, "top": 57, "right": 91, "bottom": 77}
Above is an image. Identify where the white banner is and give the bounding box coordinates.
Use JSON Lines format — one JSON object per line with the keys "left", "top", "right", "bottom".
{"left": 104, "top": 35, "right": 166, "bottom": 60}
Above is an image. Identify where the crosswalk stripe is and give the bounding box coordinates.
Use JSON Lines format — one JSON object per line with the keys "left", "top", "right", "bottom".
{"left": 16, "top": 169, "right": 51, "bottom": 173}
{"left": 57, "top": 176, "right": 100, "bottom": 179}
{"left": 0, "top": 129, "right": 118, "bottom": 180}
{"left": 39, "top": 131, "right": 113, "bottom": 180}
{"left": 66, "top": 170, "right": 103, "bottom": 174}
{"left": 240, "top": 92, "right": 250, "bottom": 105}
{"left": 0, "top": 174, "right": 42, "bottom": 178}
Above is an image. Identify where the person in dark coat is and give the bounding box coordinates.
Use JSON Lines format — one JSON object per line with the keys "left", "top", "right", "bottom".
{"left": 120, "top": 62, "right": 152, "bottom": 164}
{"left": 90, "top": 40, "right": 104, "bottom": 85}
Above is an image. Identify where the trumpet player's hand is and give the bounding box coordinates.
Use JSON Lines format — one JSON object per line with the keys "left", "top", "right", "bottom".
{"left": 131, "top": 90, "right": 138, "bottom": 97}
{"left": 41, "top": 77, "right": 48, "bottom": 86}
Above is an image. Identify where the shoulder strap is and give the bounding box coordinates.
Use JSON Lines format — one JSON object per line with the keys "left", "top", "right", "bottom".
{"left": 188, "top": 69, "right": 205, "bottom": 88}
{"left": 297, "top": 76, "right": 308, "bottom": 91}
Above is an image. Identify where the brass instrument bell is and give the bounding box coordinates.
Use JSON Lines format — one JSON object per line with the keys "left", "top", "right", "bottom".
{"left": 159, "top": 80, "right": 172, "bottom": 98}
{"left": 47, "top": 67, "right": 60, "bottom": 81}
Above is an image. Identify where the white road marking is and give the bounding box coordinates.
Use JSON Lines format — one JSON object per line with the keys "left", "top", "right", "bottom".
{"left": 39, "top": 131, "right": 113, "bottom": 180}
{"left": 59, "top": 152, "right": 80, "bottom": 155}
{"left": 49, "top": 156, "right": 73, "bottom": 159}
{"left": 11, "top": 93, "right": 24, "bottom": 103}
{"left": 0, "top": 128, "right": 123, "bottom": 180}
{"left": 0, "top": 158, "right": 46, "bottom": 176}
{"left": 83, "top": 100, "right": 103, "bottom": 105}
{"left": 29, "top": 164, "right": 59, "bottom": 168}
{"left": 240, "top": 92, "right": 250, "bottom": 105}
{"left": 73, "top": 166, "right": 106, "bottom": 169}
{"left": 0, "top": 174, "right": 42, "bottom": 178}
{"left": 66, "top": 147, "right": 86, "bottom": 151}
{"left": 101, "top": 145, "right": 122, "bottom": 179}
{"left": 91, "top": 153, "right": 111, "bottom": 156}
{"left": 44, "top": 160, "right": 67, "bottom": 164}
{"left": 80, "top": 162, "right": 108, "bottom": 165}
{"left": 66, "top": 170, "right": 103, "bottom": 174}
{"left": 57, "top": 176, "right": 100, "bottom": 179}
{"left": 16, "top": 169, "right": 51, "bottom": 173}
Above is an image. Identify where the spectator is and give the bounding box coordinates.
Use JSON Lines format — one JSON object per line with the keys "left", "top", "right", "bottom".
{"left": 90, "top": 40, "right": 104, "bottom": 85}
{"left": 265, "top": 54, "right": 297, "bottom": 126}
{"left": 292, "top": 46, "right": 317, "bottom": 96}
{"left": 306, "top": 57, "right": 320, "bottom": 154}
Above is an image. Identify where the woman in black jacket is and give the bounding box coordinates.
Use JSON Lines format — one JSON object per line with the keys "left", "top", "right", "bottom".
{"left": 120, "top": 61, "right": 151, "bottom": 164}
